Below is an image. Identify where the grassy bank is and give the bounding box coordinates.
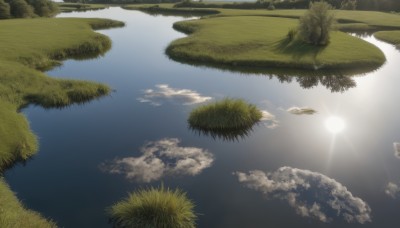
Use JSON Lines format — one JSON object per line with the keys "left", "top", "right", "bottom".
{"left": 57, "top": 3, "right": 109, "bottom": 13}
{"left": 0, "top": 17, "right": 124, "bottom": 226}
{"left": 0, "top": 178, "right": 56, "bottom": 228}
{"left": 167, "top": 16, "right": 385, "bottom": 70}
{"left": 374, "top": 30, "right": 400, "bottom": 49}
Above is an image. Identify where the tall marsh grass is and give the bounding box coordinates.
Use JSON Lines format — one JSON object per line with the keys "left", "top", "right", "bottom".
{"left": 109, "top": 186, "right": 196, "bottom": 228}
{"left": 188, "top": 98, "right": 262, "bottom": 131}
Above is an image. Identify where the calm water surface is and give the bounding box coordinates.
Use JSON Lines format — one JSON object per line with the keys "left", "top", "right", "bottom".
{"left": 5, "top": 7, "right": 400, "bottom": 228}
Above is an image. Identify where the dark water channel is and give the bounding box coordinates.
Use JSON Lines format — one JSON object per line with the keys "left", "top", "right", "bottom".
{"left": 5, "top": 7, "right": 400, "bottom": 228}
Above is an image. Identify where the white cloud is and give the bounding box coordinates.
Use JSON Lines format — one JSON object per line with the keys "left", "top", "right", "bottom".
{"left": 287, "top": 106, "right": 317, "bottom": 115}
{"left": 261, "top": 110, "right": 279, "bottom": 129}
{"left": 138, "top": 84, "right": 212, "bottom": 106}
{"left": 385, "top": 182, "right": 400, "bottom": 199}
{"left": 234, "top": 167, "right": 371, "bottom": 224}
{"left": 394, "top": 142, "right": 400, "bottom": 158}
{"left": 100, "top": 138, "right": 213, "bottom": 182}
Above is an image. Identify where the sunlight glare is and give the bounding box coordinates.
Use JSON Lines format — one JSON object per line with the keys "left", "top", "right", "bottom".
{"left": 325, "top": 116, "right": 346, "bottom": 134}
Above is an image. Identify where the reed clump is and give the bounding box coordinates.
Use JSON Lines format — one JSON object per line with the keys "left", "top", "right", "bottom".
{"left": 109, "top": 186, "right": 196, "bottom": 228}
{"left": 188, "top": 98, "right": 262, "bottom": 131}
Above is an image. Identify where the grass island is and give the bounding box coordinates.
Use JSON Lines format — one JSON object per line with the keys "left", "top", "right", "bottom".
{"left": 124, "top": 4, "right": 398, "bottom": 71}
{"left": 188, "top": 98, "right": 263, "bottom": 131}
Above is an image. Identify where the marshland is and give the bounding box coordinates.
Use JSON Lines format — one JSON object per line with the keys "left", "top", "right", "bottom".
{"left": 2, "top": 1, "right": 400, "bottom": 227}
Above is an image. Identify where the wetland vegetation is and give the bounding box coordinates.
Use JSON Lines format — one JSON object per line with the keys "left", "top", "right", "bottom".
{"left": 188, "top": 98, "right": 262, "bottom": 132}
{"left": 109, "top": 186, "right": 196, "bottom": 228}
{"left": 0, "top": 16, "right": 123, "bottom": 227}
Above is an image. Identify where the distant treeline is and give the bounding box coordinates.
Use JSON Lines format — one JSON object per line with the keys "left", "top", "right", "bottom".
{"left": 63, "top": 0, "right": 181, "bottom": 3}
{"left": 0, "top": 0, "right": 58, "bottom": 19}
{"left": 172, "top": 0, "right": 400, "bottom": 12}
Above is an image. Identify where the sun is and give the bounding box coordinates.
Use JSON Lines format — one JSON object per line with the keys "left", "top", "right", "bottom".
{"left": 325, "top": 116, "right": 346, "bottom": 134}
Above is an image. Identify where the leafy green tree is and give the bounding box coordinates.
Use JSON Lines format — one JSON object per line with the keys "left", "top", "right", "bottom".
{"left": 341, "top": 0, "right": 357, "bottom": 10}
{"left": 298, "top": 1, "right": 335, "bottom": 46}
{"left": 0, "top": 0, "right": 11, "bottom": 19}
{"left": 28, "top": 0, "right": 58, "bottom": 17}
{"left": 9, "top": 0, "right": 35, "bottom": 18}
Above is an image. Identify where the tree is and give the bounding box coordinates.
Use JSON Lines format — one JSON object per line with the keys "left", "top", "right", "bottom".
{"left": 9, "top": 0, "right": 35, "bottom": 18}
{"left": 298, "top": 1, "right": 335, "bottom": 46}
{"left": 341, "top": 0, "right": 357, "bottom": 10}
{"left": 0, "top": 0, "right": 11, "bottom": 19}
{"left": 28, "top": 0, "right": 58, "bottom": 17}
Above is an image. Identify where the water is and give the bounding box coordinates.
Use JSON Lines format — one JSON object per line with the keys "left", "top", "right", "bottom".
{"left": 4, "top": 7, "right": 400, "bottom": 228}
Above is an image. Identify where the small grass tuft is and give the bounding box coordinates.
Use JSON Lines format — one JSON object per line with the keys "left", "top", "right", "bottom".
{"left": 188, "top": 98, "right": 262, "bottom": 131}
{"left": 109, "top": 186, "right": 197, "bottom": 228}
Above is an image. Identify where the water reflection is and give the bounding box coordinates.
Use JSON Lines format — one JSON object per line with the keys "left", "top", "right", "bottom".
{"left": 287, "top": 106, "right": 317, "bottom": 115}
{"left": 325, "top": 116, "right": 346, "bottom": 134}
{"left": 99, "top": 138, "right": 213, "bottom": 182}
{"left": 165, "top": 56, "right": 365, "bottom": 92}
{"left": 189, "top": 110, "right": 278, "bottom": 142}
{"left": 137, "top": 84, "right": 212, "bottom": 106}
{"left": 235, "top": 167, "right": 371, "bottom": 223}
{"left": 394, "top": 142, "right": 400, "bottom": 158}
{"left": 189, "top": 125, "right": 255, "bottom": 142}
{"left": 385, "top": 182, "right": 400, "bottom": 199}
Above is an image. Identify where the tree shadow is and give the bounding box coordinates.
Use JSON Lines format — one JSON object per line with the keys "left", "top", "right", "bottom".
{"left": 273, "top": 37, "right": 327, "bottom": 62}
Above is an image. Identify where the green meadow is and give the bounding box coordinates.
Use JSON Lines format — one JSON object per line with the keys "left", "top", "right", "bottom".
{"left": 0, "top": 17, "right": 123, "bottom": 227}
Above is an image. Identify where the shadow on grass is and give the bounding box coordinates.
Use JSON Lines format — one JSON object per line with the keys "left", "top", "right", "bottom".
{"left": 273, "top": 38, "right": 327, "bottom": 62}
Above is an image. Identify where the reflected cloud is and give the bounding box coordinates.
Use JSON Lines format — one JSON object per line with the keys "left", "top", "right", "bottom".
{"left": 261, "top": 110, "right": 279, "bottom": 129}
{"left": 385, "top": 182, "right": 400, "bottom": 199}
{"left": 394, "top": 142, "right": 400, "bottom": 158}
{"left": 100, "top": 138, "right": 213, "bottom": 182}
{"left": 138, "top": 84, "right": 212, "bottom": 106}
{"left": 287, "top": 106, "right": 317, "bottom": 115}
{"left": 234, "top": 167, "right": 371, "bottom": 224}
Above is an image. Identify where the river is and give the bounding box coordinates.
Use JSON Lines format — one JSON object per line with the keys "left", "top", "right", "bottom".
{"left": 5, "top": 7, "right": 400, "bottom": 228}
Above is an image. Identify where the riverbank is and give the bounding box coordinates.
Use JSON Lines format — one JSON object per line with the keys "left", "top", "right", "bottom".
{"left": 0, "top": 17, "right": 124, "bottom": 226}
{"left": 374, "top": 31, "right": 400, "bottom": 49}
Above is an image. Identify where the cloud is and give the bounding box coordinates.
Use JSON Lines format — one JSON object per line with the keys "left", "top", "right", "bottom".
{"left": 394, "top": 142, "right": 400, "bottom": 158}
{"left": 100, "top": 138, "right": 214, "bottom": 182}
{"left": 261, "top": 110, "right": 279, "bottom": 129}
{"left": 287, "top": 106, "right": 317, "bottom": 115}
{"left": 385, "top": 182, "right": 400, "bottom": 199}
{"left": 234, "top": 167, "right": 371, "bottom": 224}
{"left": 138, "top": 84, "right": 212, "bottom": 106}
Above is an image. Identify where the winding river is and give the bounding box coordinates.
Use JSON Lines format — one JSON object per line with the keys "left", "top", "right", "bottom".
{"left": 4, "top": 7, "right": 400, "bottom": 228}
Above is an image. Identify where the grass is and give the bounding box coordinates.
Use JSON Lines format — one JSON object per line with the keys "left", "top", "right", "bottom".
{"left": 57, "top": 3, "right": 109, "bottom": 13}
{"left": 0, "top": 178, "right": 57, "bottom": 228}
{"left": 109, "top": 186, "right": 196, "bottom": 228}
{"left": 188, "top": 98, "right": 262, "bottom": 131}
{"left": 125, "top": 4, "right": 400, "bottom": 29}
{"left": 166, "top": 16, "right": 385, "bottom": 70}
{"left": 374, "top": 31, "right": 400, "bottom": 48}
{"left": 0, "top": 17, "right": 124, "bottom": 227}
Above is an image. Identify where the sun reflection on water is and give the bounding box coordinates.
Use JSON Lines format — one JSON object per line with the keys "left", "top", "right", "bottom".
{"left": 325, "top": 116, "right": 346, "bottom": 134}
